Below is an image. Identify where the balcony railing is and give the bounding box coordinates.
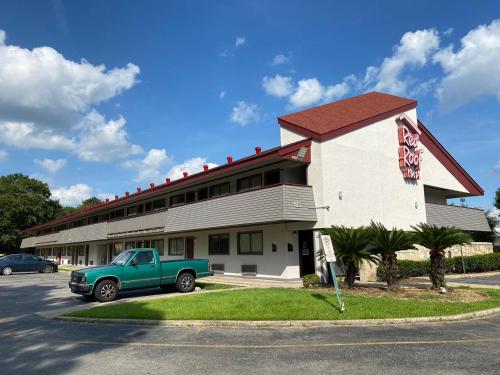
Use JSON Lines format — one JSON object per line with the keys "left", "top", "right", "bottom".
{"left": 21, "top": 184, "right": 317, "bottom": 247}
{"left": 425, "top": 203, "right": 491, "bottom": 232}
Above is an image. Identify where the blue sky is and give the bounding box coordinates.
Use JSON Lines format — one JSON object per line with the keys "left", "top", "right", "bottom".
{"left": 0, "top": 0, "right": 498, "bottom": 211}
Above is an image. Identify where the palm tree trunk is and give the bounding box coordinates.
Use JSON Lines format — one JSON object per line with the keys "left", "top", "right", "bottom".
{"left": 383, "top": 252, "right": 399, "bottom": 288}
{"left": 344, "top": 259, "right": 358, "bottom": 289}
{"left": 429, "top": 250, "right": 446, "bottom": 288}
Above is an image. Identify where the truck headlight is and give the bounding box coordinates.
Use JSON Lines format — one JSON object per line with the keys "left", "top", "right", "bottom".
{"left": 80, "top": 275, "right": 87, "bottom": 283}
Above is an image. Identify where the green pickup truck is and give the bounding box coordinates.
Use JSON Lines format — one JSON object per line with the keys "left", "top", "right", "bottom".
{"left": 69, "top": 248, "right": 213, "bottom": 302}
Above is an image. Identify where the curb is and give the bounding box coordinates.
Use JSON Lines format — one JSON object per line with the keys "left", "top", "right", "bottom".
{"left": 53, "top": 307, "right": 500, "bottom": 328}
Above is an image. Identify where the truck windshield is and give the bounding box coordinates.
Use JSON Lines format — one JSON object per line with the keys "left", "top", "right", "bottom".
{"left": 111, "top": 250, "right": 135, "bottom": 265}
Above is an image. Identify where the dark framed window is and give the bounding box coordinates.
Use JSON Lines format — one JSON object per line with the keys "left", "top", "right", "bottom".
{"left": 209, "top": 182, "right": 230, "bottom": 198}
{"left": 151, "top": 239, "right": 165, "bottom": 256}
{"left": 170, "top": 193, "right": 185, "bottom": 207}
{"left": 237, "top": 174, "right": 262, "bottom": 192}
{"left": 198, "top": 187, "right": 208, "bottom": 201}
{"left": 238, "top": 231, "right": 263, "bottom": 255}
{"left": 114, "top": 209, "right": 124, "bottom": 218}
{"left": 152, "top": 198, "right": 166, "bottom": 210}
{"left": 209, "top": 234, "right": 230, "bottom": 255}
{"left": 127, "top": 206, "right": 137, "bottom": 216}
{"left": 168, "top": 238, "right": 184, "bottom": 256}
{"left": 89, "top": 215, "right": 98, "bottom": 224}
{"left": 186, "top": 191, "right": 196, "bottom": 203}
{"left": 264, "top": 169, "right": 280, "bottom": 186}
{"left": 145, "top": 202, "right": 152, "bottom": 212}
{"left": 137, "top": 204, "right": 144, "bottom": 214}
{"left": 78, "top": 246, "right": 85, "bottom": 256}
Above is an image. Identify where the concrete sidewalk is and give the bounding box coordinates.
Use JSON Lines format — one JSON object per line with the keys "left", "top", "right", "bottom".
{"left": 204, "top": 275, "right": 303, "bottom": 288}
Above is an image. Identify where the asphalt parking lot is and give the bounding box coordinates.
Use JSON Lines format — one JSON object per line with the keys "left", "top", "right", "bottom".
{"left": 0, "top": 271, "right": 170, "bottom": 319}
{"left": 1, "top": 272, "right": 499, "bottom": 374}
{"left": 450, "top": 275, "right": 500, "bottom": 287}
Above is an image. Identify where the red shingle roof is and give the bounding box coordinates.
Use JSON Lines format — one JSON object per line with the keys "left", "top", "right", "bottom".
{"left": 278, "top": 92, "right": 417, "bottom": 141}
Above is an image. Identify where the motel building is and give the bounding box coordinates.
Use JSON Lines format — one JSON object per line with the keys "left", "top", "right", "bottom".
{"left": 21, "top": 92, "right": 492, "bottom": 281}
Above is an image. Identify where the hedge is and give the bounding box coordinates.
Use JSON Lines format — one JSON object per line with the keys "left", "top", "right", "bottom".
{"left": 377, "top": 253, "right": 500, "bottom": 281}
{"left": 303, "top": 274, "right": 321, "bottom": 288}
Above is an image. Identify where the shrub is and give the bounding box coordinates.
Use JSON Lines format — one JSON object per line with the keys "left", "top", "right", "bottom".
{"left": 376, "top": 253, "right": 500, "bottom": 281}
{"left": 303, "top": 274, "right": 321, "bottom": 288}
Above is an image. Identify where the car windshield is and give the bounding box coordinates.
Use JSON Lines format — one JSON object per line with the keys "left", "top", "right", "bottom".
{"left": 111, "top": 250, "right": 135, "bottom": 265}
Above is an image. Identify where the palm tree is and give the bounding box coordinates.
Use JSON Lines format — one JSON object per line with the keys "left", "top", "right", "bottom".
{"left": 369, "top": 221, "right": 415, "bottom": 288}
{"left": 411, "top": 223, "right": 471, "bottom": 288}
{"left": 322, "top": 226, "right": 377, "bottom": 289}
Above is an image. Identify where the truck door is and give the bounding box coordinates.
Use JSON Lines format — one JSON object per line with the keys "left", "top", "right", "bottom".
{"left": 123, "top": 250, "right": 161, "bottom": 289}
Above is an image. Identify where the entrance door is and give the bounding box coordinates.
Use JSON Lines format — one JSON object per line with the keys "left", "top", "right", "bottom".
{"left": 185, "top": 238, "right": 194, "bottom": 259}
{"left": 298, "top": 230, "right": 315, "bottom": 277}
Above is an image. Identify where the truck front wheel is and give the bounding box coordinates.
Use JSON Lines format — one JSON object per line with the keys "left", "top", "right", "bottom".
{"left": 94, "top": 279, "right": 119, "bottom": 302}
{"left": 176, "top": 273, "right": 195, "bottom": 293}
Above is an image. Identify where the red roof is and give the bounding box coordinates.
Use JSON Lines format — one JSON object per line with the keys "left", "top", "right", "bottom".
{"left": 278, "top": 92, "right": 417, "bottom": 141}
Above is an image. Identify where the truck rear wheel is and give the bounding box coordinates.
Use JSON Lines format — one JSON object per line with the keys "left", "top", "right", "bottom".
{"left": 94, "top": 279, "right": 119, "bottom": 302}
{"left": 176, "top": 272, "right": 195, "bottom": 293}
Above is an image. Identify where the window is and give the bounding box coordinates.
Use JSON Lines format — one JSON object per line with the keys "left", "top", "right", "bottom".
{"left": 113, "top": 242, "right": 124, "bottom": 256}
{"left": 186, "top": 191, "right": 196, "bottom": 203}
{"left": 198, "top": 187, "right": 208, "bottom": 201}
{"left": 136, "top": 240, "right": 144, "bottom": 248}
{"left": 209, "top": 234, "right": 230, "bottom": 255}
{"left": 127, "top": 206, "right": 137, "bottom": 216}
{"left": 125, "top": 241, "right": 136, "bottom": 250}
{"left": 100, "top": 213, "right": 109, "bottom": 221}
{"left": 152, "top": 198, "right": 166, "bottom": 210}
{"left": 168, "top": 238, "right": 184, "bottom": 256}
{"left": 264, "top": 169, "right": 280, "bottom": 186}
{"left": 151, "top": 239, "right": 165, "bottom": 256}
{"left": 170, "top": 194, "right": 185, "bottom": 207}
{"left": 115, "top": 209, "right": 124, "bottom": 218}
{"left": 209, "top": 182, "right": 230, "bottom": 198}
{"left": 238, "top": 231, "right": 263, "bottom": 255}
{"left": 237, "top": 174, "right": 262, "bottom": 192}
{"left": 145, "top": 202, "right": 152, "bottom": 212}
{"left": 89, "top": 216, "right": 98, "bottom": 224}
{"left": 78, "top": 246, "right": 85, "bottom": 256}
{"left": 134, "top": 250, "right": 155, "bottom": 265}
{"left": 137, "top": 204, "right": 144, "bottom": 214}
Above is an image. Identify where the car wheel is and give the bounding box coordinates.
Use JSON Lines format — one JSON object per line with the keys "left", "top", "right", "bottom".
{"left": 2, "top": 267, "right": 12, "bottom": 276}
{"left": 42, "top": 265, "right": 53, "bottom": 273}
{"left": 94, "top": 279, "right": 119, "bottom": 302}
{"left": 176, "top": 272, "right": 195, "bottom": 293}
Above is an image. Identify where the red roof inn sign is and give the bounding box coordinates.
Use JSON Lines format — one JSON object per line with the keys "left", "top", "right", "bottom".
{"left": 397, "top": 114, "right": 422, "bottom": 180}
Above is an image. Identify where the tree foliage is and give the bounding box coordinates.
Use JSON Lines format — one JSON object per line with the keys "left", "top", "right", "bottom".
{"left": 411, "top": 223, "right": 471, "bottom": 288}
{"left": 321, "top": 226, "right": 377, "bottom": 288}
{"left": 369, "top": 221, "right": 415, "bottom": 288}
{"left": 495, "top": 188, "right": 500, "bottom": 210}
{"left": 0, "top": 174, "right": 62, "bottom": 252}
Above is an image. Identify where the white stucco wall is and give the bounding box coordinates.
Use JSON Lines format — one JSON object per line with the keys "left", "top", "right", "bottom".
{"left": 284, "top": 108, "right": 427, "bottom": 230}
{"left": 419, "top": 142, "right": 469, "bottom": 194}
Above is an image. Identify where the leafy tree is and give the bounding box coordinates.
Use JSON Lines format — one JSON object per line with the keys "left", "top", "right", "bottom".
{"left": 321, "top": 226, "right": 377, "bottom": 289}
{"left": 55, "top": 206, "right": 79, "bottom": 217}
{"left": 80, "top": 197, "right": 102, "bottom": 208}
{"left": 411, "top": 223, "right": 471, "bottom": 288}
{"left": 495, "top": 188, "right": 500, "bottom": 210}
{"left": 369, "top": 221, "right": 415, "bottom": 288}
{"left": 0, "top": 174, "right": 62, "bottom": 252}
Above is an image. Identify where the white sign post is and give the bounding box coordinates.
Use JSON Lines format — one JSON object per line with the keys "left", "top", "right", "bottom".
{"left": 320, "top": 235, "right": 345, "bottom": 312}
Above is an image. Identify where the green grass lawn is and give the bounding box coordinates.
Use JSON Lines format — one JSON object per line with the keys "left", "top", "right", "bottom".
{"left": 65, "top": 287, "right": 500, "bottom": 321}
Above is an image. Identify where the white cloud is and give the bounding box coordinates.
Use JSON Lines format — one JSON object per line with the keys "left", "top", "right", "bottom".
{"left": 166, "top": 157, "right": 218, "bottom": 180}
{"left": 34, "top": 158, "right": 67, "bottom": 174}
{"left": 289, "top": 79, "right": 324, "bottom": 107}
{"left": 0, "top": 149, "right": 7, "bottom": 161}
{"left": 0, "top": 29, "right": 141, "bottom": 162}
{"left": 364, "top": 29, "right": 440, "bottom": 95}
{"left": 219, "top": 91, "right": 226, "bottom": 99}
{"left": 262, "top": 74, "right": 294, "bottom": 97}
{"left": 443, "top": 27, "right": 454, "bottom": 36}
{"left": 76, "top": 110, "right": 142, "bottom": 162}
{"left": 123, "top": 148, "right": 171, "bottom": 182}
{"left": 493, "top": 160, "right": 500, "bottom": 174}
{"left": 230, "top": 101, "right": 260, "bottom": 126}
{"left": 433, "top": 19, "right": 500, "bottom": 111}
{"left": 272, "top": 54, "right": 289, "bottom": 65}
{"left": 235, "top": 36, "right": 246, "bottom": 47}
{"left": 0, "top": 121, "right": 76, "bottom": 150}
{"left": 52, "top": 183, "right": 92, "bottom": 207}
